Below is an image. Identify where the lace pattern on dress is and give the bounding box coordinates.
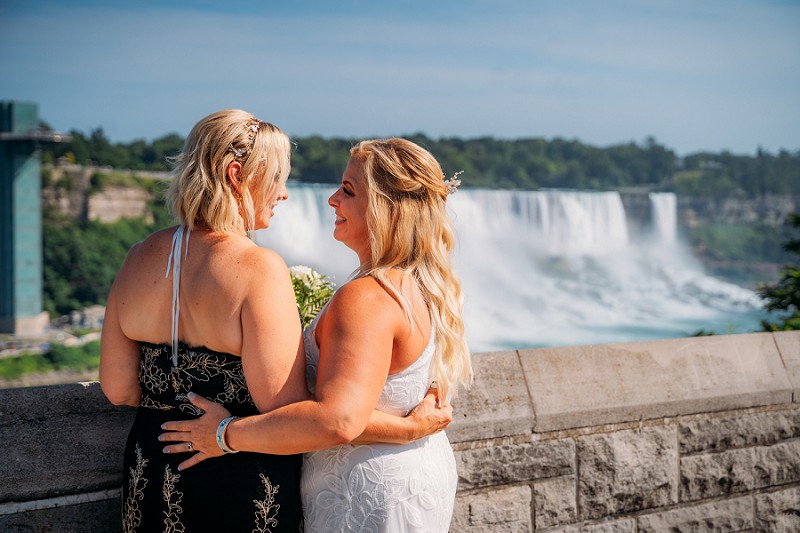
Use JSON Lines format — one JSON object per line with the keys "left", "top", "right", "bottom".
{"left": 302, "top": 312, "right": 457, "bottom": 532}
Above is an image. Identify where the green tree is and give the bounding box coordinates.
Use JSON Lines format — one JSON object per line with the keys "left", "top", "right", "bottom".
{"left": 40, "top": 121, "right": 800, "bottom": 194}
{"left": 42, "top": 208, "right": 157, "bottom": 316}
{"left": 759, "top": 213, "right": 800, "bottom": 331}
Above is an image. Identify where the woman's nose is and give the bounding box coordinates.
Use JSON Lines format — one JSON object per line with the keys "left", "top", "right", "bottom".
{"left": 328, "top": 190, "right": 338, "bottom": 207}
{"left": 278, "top": 183, "right": 289, "bottom": 201}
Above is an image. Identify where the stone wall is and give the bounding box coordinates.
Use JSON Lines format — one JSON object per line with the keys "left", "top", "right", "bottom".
{"left": 677, "top": 194, "right": 800, "bottom": 228}
{"left": 43, "top": 163, "right": 163, "bottom": 224}
{"left": 86, "top": 186, "right": 153, "bottom": 223}
{"left": 1, "top": 331, "right": 798, "bottom": 532}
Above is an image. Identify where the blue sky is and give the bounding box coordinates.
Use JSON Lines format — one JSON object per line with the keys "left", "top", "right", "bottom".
{"left": 1, "top": 0, "right": 798, "bottom": 155}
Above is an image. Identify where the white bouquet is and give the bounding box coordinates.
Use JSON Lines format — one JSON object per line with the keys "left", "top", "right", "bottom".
{"left": 289, "top": 265, "right": 335, "bottom": 328}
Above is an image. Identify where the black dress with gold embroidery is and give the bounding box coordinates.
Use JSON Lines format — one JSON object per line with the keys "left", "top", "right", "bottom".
{"left": 121, "top": 341, "right": 303, "bottom": 532}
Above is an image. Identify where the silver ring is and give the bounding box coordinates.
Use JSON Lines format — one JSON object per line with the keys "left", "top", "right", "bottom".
{"left": 186, "top": 442, "right": 193, "bottom": 451}
{"left": 430, "top": 381, "right": 439, "bottom": 389}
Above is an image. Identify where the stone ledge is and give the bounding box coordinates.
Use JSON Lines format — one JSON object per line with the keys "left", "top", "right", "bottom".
{"left": 449, "top": 350, "right": 534, "bottom": 443}
{"left": 0, "top": 497, "right": 120, "bottom": 533}
{"left": 774, "top": 331, "right": 800, "bottom": 402}
{"left": 519, "top": 332, "right": 794, "bottom": 432}
{"left": 0, "top": 382, "right": 135, "bottom": 502}
{"left": 0, "top": 489, "right": 120, "bottom": 516}
{"left": 2, "top": 332, "right": 799, "bottom": 533}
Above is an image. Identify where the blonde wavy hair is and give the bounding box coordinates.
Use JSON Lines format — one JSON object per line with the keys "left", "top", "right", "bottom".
{"left": 350, "top": 138, "right": 472, "bottom": 399}
{"left": 166, "top": 109, "right": 291, "bottom": 233}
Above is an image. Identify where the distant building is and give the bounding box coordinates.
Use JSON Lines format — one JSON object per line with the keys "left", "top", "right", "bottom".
{"left": 70, "top": 304, "right": 106, "bottom": 330}
{"left": 0, "top": 101, "right": 68, "bottom": 335}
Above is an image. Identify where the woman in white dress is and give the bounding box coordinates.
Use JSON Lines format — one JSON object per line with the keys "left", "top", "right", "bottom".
{"left": 162, "top": 138, "right": 473, "bottom": 532}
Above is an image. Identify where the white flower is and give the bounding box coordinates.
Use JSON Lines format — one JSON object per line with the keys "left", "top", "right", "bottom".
{"left": 289, "top": 265, "right": 335, "bottom": 328}
{"left": 289, "top": 265, "right": 314, "bottom": 280}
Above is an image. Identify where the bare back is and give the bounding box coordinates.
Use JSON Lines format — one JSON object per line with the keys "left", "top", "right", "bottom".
{"left": 114, "top": 226, "right": 264, "bottom": 354}
{"left": 101, "top": 225, "right": 307, "bottom": 412}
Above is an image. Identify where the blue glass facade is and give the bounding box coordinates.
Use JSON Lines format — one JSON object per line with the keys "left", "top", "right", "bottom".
{"left": 0, "top": 101, "right": 44, "bottom": 331}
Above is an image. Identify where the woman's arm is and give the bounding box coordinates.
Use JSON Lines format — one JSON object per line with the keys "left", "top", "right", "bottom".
{"left": 99, "top": 248, "right": 142, "bottom": 407}
{"left": 239, "top": 248, "right": 310, "bottom": 412}
{"left": 353, "top": 385, "right": 453, "bottom": 444}
{"left": 161, "top": 278, "right": 398, "bottom": 470}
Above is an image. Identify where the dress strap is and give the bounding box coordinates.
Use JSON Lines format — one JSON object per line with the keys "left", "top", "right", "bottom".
{"left": 165, "top": 225, "right": 191, "bottom": 367}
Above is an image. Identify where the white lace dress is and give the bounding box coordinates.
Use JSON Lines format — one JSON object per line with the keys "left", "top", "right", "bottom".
{"left": 301, "top": 315, "right": 458, "bottom": 533}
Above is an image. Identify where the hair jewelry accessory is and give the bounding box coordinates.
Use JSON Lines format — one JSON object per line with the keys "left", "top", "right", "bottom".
{"left": 216, "top": 416, "right": 240, "bottom": 454}
{"left": 228, "top": 119, "right": 262, "bottom": 161}
{"left": 443, "top": 171, "right": 463, "bottom": 195}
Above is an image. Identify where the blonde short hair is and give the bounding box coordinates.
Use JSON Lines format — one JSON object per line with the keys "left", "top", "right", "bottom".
{"left": 166, "top": 109, "right": 290, "bottom": 233}
{"left": 350, "top": 138, "right": 472, "bottom": 399}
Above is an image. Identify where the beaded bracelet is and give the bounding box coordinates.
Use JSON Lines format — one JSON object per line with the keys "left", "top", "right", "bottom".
{"left": 216, "top": 416, "right": 239, "bottom": 454}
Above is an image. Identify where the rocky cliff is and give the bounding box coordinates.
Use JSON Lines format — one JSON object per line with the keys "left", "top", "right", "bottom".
{"left": 42, "top": 162, "right": 165, "bottom": 223}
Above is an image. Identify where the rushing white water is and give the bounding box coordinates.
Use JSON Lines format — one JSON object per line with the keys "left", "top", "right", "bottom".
{"left": 649, "top": 192, "right": 678, "bottom": 244}
{"left": 256, "top": 184, "right": 765, "bottom": 352}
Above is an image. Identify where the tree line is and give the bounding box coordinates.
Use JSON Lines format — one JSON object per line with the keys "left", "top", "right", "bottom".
{"left": 42, "top": 127, "right": 800, "bottom": 196}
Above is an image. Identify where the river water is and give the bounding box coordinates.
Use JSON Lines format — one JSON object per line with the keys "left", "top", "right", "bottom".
{"left": 255, "top": 184, "right": 767, "bottom": 353}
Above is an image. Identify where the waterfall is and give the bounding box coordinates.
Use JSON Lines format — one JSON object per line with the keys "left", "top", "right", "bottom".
{"left": 453, "top": 189, "right": 630, "bottom": 256}
{"left": 256, "top": 184, "right": 763, "bottom": 352}
{"left": 649, "top": 192, "right": 678, "bottom": 244}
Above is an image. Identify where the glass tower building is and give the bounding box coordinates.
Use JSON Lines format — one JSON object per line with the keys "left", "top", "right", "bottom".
{"left": 0, "top": 101, "right": 66, "bottom": 334}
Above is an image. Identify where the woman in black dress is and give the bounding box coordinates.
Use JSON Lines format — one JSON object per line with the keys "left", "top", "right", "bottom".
{"left": 100, "top": 109, "right": 306, "bottom": 531}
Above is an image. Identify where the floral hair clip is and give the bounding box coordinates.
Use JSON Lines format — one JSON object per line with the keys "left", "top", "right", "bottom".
{"left": 228, "top": 119, "right": 263, "bottom": 161}
{"left": 443, "top": 171, "right": 463, "bottom": 195}
{"left": 229, "top": 144, "right": 249, "bottom": 159}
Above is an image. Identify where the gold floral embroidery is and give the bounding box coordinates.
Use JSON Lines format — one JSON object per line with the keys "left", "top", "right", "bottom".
{"left": 123, "top": 444, "right": 148, "bottom": 533}
{"left": 172, "top": 348, "right": 253, "bottom": 405}
{"left": 140, "top": 345, "right": 170, "bottom": 394}
{"left": 162, "top": 464, "right": 185, "bottom": 533}
{"left": 141, "top": 396, "right": 172, "bottom": 411}
{"left": 139, "top": 343, "right": 254, "bottom": 411}
{"left": 253, "top": 474, "right": 281, "bottom": 533}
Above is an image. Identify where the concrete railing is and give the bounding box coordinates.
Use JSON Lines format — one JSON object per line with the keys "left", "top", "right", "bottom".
{"left": 1, "top": 331, "right": 798, "bottom": 532}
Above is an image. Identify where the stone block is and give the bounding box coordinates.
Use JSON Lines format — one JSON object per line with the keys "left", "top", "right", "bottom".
{"left": 753, "top": 440, "right": 800, "bottom": 488}
{"left": 448, "top": 350, "right": 534, "bottom": 443}
{"left": 0, "top": 382, "right": 135, "bottom": 502}
{"left": 519, "top": 333, "right": 792, "bottom": 431}
{"left": 755, "top": 486, "right": 800, "bottom": 532}
{"left": 579, "top": 520, "right": 637, "bottom": 533}
{"left": 456, "top": 437, "right": 574, "bottom": 490}
{"left": 774, "top": 330, "right": 800, "bottom": 403}
{"left": 533, "top": 476, "right": 576, "bottom": 529}
{"left": 680, "top": 447, "right": 756, "bottom": 501}
{"left": 637, "top": 496, "right": 753, "bottom": 532}
{"left": 546, "top": 518, "right": 636, "bottom": 532}
{"left": 450, "top": 486, "right": 532, "bottom": 532}
{"left": 578, "top": 427, "right": 677, "bottom": 520}
{"left": 679, "top": 407, "right": 800, "bottom": 454}
{"left": 681, "top": 439, "right": 800, "bottom": 502}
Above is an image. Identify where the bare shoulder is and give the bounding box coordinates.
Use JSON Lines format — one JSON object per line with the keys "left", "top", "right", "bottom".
{"left": 238, "top": 244, "right": 290, "bottom": 279}
{"left": 333, "top": 275, "right": 393, "bottom": 303}
{"left": 114, "top": 227, "right": 176, "bottom": 279}
{"left": 326, "top": 276, "right": 402, "bottom": 327}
